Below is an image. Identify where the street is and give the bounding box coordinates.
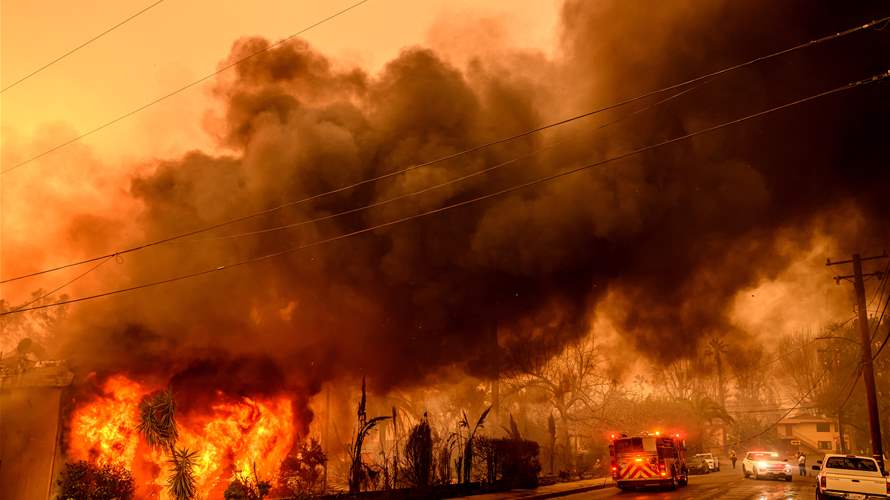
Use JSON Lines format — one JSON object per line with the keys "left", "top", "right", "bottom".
{"left": 563, "top": 468, "right": 818, "bottom": 499}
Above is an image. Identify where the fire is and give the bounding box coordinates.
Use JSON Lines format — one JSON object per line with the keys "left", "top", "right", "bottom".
{"left": 68, "top": 375, "right": 296, "bottom": 498}
{"left": 68, "top": 375, "right": 145, "bottom": 466}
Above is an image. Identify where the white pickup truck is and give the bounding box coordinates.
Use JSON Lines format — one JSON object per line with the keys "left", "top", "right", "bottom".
{"left": 813, "top": 454, "right": 889, "bottom": 499}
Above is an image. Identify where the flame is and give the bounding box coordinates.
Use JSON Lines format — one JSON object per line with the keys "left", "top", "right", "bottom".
{"left": 68, "top": 375, "right": 296, "bottom": 498}
{"left": 68, "top": 375, "right": 145, "bottom": 466}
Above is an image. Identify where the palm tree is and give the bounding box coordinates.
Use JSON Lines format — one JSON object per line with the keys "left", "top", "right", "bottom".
{"left": 168, "top": 448, "right": 198, "bottom": 500}
{"left": 138, "top": 389, "right": 178, "bottom": 453}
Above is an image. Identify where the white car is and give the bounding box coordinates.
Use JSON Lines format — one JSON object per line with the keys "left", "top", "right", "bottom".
{"left": 813, "top": 454, "right": 889, "bottom": 499}
{"left": 741, "top": 451, "right": 792, "bottom": 481}
{"left": 694, "top": 453, "right": 720, "bottom": 471}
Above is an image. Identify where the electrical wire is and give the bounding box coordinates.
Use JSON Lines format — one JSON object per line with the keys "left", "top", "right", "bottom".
{"left": 869, "top": 291, "right": 890, "bottom": 361}
{"left": 721, "top": 316, "right": 856, "bottom": 389}
{"left": 739, "top": 371, "right": 829, "bottom": 444}
{"left": 2, "top": 256, "right": 114, "bottom": 314}
{"left": 836, "top": 365, "right": 863, "bottom": 412}
{"left": 199, "top": 84, "right": 705, "bottom": 243}
{"left": 4, "top": 15, "right": 888, "bottom": 281}
{"left": 1, "top": 82, "right": 700, "bottom": 284}
{"left": 0, "top": 0, "right": 167, "bottom": 94}
{"left": 0, "top": 0, "right": 372, "bottom": 175}
{"left": 3, "top": 71, "right": 886, "bottom": 316}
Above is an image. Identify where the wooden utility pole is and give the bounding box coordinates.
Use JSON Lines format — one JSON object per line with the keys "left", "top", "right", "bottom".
{"left": 828, "top": 252, "right": 887, "bottom": 472}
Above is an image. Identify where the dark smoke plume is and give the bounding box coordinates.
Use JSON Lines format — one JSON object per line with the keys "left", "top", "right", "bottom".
{"left": 57, "top": 0, "right": 888, "bottom": 412}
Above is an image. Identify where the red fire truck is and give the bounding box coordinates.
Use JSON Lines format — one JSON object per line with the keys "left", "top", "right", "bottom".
{"left": 609, "top": 432, "right": 689, "bottom": 490}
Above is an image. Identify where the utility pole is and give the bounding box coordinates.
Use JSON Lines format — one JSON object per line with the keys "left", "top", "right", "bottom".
{"left": 828, "top": 252, "right": 887, "bottom": 472}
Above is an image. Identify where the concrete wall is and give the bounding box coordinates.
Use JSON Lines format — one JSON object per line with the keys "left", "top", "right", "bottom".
{"left": 0, "top": 387, "right": 64, "bottom": 500}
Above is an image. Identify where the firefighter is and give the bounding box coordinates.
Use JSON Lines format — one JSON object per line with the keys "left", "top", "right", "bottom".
{"left": 729, "top": 450, "right": 737, "bottom": 469}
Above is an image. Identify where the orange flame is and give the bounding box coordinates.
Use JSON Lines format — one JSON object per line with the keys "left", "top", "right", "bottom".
{"left": 68, "top": 375, "right": 296, "bottom": 498}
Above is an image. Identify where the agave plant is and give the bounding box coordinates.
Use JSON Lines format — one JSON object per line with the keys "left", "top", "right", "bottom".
{"left": 168, "top": 447, "right": 198, "bottom": 500}
{"left": 138, "top": 389, "right": 178, "bottom": 452}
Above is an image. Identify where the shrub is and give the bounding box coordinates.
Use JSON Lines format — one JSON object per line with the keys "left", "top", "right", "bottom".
{"left": 277, "top": 438, "right": 327, "bottom": 497}
{"left": 57, "top": 460, "right": 135, "bottom": 500}
{"left": 403, "top": 415, "right": 433, "bottom": 488}
{"left": 476, "top": 438, "right": 541, "bottom": 489}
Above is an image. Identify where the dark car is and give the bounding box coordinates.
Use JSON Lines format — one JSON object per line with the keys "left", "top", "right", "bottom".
{"left": 688, "top": 456, "right": 711, "bottom": 475}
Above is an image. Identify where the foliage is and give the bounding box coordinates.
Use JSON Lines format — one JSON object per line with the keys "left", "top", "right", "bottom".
{"left": 56, "top": 460, "right": 135, "bottom": 500}
{"left": 474, "top": 436, "right": 541, "bottom": 488}
{"left": 277, "top": 438, "right": 327, "bottom": 497}
{"left": 225, "top": 464, "right": 271, "bottom": 500}
{"left": 460, "top": 406, "right": 491, "bottom": 484}
{"left": 503, "top": 335, "right": 612, "bottom": 472}
{"left": 0, "top": 291, "right": 68, "bottom": 353}
{"left": 138, "top": 389, "right": 178, "bottom": 452}
{"left": 167, "top": 448, "right": 198, "bottom": 500}
{"left": 433, "top": 432, "right": 459, "bottom": 486}
{"left": 348, "top": 377, "right": 391, "bottom": 493}
{"left": 403, "top": 413, "right": 433, "bottom": 488}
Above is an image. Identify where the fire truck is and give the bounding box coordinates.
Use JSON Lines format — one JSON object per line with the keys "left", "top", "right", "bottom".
{"left": 609, "top": 432, "right": 689, "bottom": 490}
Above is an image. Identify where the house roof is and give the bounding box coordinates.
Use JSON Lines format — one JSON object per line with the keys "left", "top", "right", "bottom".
{"left": 777, "top": 415, "right": 834, "bottom": 424}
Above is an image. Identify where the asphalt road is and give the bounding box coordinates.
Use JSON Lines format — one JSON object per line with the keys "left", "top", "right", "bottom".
{"left": 562, "top": 467, "right": 818, "bottom": 499}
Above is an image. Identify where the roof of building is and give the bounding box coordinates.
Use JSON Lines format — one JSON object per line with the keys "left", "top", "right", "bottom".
{"left": 777, "top": 415, "right": 835, "bottom": 424}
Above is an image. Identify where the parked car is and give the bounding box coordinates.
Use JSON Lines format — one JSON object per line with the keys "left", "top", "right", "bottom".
{"left": 813, "top": 454, "right": 889, "bottom": 499}
{"left": 688, "top": 456, "right": 711, "bottom": 475}
{"left": 694, "top": 453, "right": 720, "bottom": 471}
{"left": 741, "top": 451, "right": 792, "bottom": 481}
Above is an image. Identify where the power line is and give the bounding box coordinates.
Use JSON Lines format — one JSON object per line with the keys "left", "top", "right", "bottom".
{"left": 739, "top": 371, "right": 829, "bottom": 444}
{"left": 837, "top": 368, "right": 863, "bottom": 412}
{"left": 200, "top": 84, "right": 704, "bottom": 243}
{"left": 0, "top": 83, "right": 701, "bottom": 313}
{"left": 0, "top": 0, "right": 372, "bottom": 175}
{"left": 0, "top": 0, "right": 167, "bottom": 94}
{"left": 3, "top": 256, "right": 114, "bottom": 314}
{"left": 869, "top": 291, "right": 890, "bottom": 360}
{"left": 3, "top": 71, "right": 886, "bottom": 316}
{"left": 4, "top": 17, "right": 888, "bottom": 282}
{"left": 2, "top": 83, "right": 700, "bottom": 284}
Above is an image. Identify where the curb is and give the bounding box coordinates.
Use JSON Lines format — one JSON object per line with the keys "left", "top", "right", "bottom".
{"left": 522, "top": 480, "right": 614, "bottom": 499}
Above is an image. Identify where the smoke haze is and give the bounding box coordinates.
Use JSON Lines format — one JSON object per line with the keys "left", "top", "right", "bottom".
{"left": 3, "top": 0, "right": 888, "bottom": 420}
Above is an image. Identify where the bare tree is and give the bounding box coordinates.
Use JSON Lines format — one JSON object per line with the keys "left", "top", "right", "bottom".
{"left": 504, "top": 335, "right": 611, "bottom": 471}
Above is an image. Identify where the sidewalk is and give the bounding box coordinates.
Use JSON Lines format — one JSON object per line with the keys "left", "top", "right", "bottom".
{"left": 449, "top": 477, "right": 614, "bottom": 500}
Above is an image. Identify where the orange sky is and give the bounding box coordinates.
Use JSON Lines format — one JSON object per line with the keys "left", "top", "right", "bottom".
{"left": 1, "top": 0, "right": 559, "bottom": 162}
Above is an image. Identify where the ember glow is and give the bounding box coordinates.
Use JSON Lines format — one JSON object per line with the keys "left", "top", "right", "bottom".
{"left": 68, "top": 375, "right": 296, "bottom": 497}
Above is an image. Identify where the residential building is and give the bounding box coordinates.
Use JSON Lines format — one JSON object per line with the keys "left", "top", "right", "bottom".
{"left": 776, "top": 415, "right": 850, "bottom": 455}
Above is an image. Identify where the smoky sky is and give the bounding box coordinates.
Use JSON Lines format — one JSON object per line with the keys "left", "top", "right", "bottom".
{"left": 57, "top": 0, "right": 889, "bottom": 406}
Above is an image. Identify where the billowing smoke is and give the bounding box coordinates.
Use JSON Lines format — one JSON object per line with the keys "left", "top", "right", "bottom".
{"left": 38, "top": 0, "right": 889, "bottom": 416}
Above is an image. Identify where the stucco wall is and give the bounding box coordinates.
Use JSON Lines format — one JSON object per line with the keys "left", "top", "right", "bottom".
{"left": 0, "top": 387, "right": 64, "bottom": 500}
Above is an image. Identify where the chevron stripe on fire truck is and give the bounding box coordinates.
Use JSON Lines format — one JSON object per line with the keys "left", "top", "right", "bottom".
{"left": 619, "top": 462, "right": 657, "bottom": 480}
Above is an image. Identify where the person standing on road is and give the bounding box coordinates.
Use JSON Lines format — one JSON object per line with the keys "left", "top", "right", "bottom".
{"left": 798, "top": 453, "right": 806, "bottom": 476}
{"left": 730, "top": 450, "right": 737, "bottom": 469}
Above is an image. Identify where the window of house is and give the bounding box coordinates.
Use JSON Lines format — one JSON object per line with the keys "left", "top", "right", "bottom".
{"left": 785, "top": 424, "right": 793, "bottom": 436}
{"left": 816, "top": 423, "right": 830, "bottom": 432}
{"left": 817, "top": 441, "right": 832, "bottom": 450}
